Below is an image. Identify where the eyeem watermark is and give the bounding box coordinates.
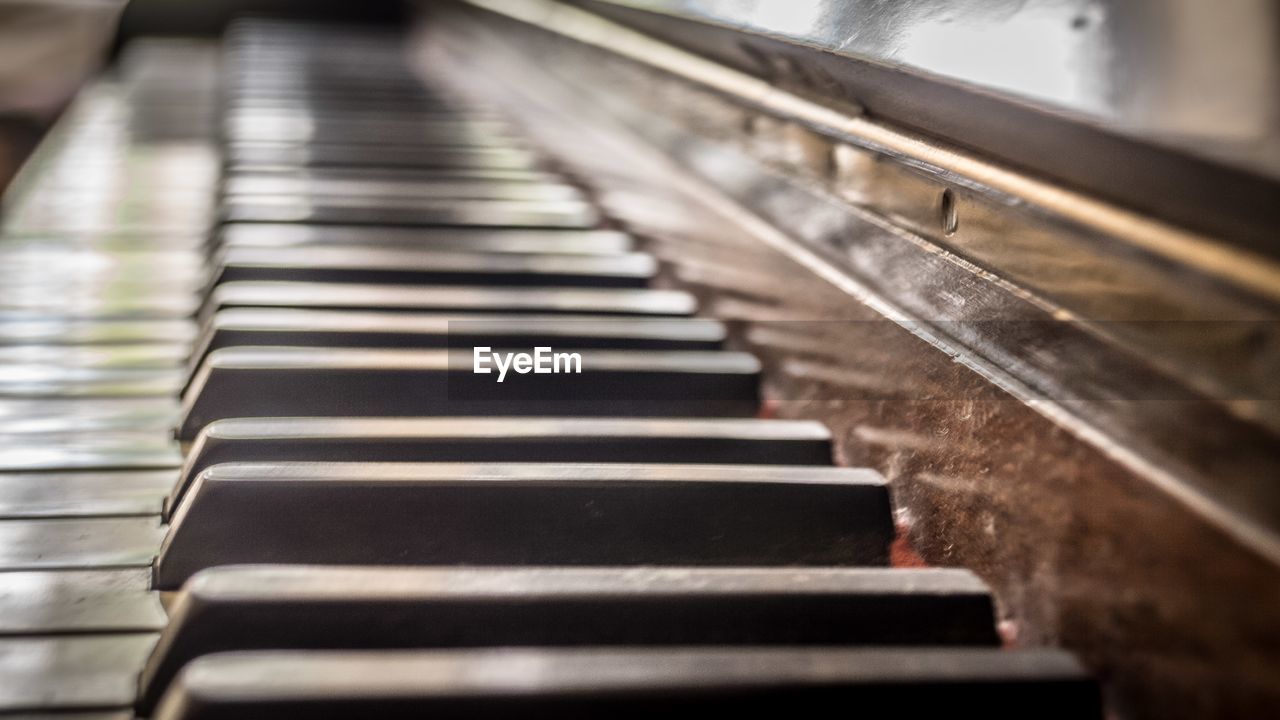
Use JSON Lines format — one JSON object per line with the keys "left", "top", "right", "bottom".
{"left": 473, "top": 347, "right": 582, "bottom": 382}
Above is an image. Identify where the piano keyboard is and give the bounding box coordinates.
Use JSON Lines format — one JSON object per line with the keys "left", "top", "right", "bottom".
{"left": 0, "top": 21, "right": 1101, "bottom": 718}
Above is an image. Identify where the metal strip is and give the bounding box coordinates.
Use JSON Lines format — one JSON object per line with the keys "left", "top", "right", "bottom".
{"left": 463, "top": 0, "right": 1280, "bottom": 304}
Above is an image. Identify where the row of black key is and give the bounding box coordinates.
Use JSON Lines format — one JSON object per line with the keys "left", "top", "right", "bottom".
{"left": 0, "top": 19, "right": 1100, "bottom": 719}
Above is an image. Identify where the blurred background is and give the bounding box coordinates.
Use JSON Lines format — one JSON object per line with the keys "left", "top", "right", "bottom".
{"left": 0, "top": 0, "right": 404, "bottom": 189}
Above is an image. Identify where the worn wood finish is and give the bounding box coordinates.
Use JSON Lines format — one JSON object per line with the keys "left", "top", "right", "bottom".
{"left": 418, "top": 9, "right": 1280, "bottom": 718}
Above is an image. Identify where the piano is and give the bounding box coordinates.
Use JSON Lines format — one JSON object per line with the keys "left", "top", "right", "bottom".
{"left": 0, "top": 2, "right": 1276, "bottom": 718}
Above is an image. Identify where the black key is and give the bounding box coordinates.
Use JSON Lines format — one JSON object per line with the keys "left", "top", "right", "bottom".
{"left": 226, "top": 96, "right": 460, "bottom": 114}
{"left": 137, "top": 565, "right": 998, "bottom": 712}
{"left": 215, "top": 224, "right": 631, "bottom": 254}
{"left": 228, "top": 81, "right": 453, "bottom": 97}
{"left": 227, "top": 82, "right": 461, "bottom": 95}
{"left": 226, "top": 73, "right": 437, "bottom": 93}
{"left": 177, "top": 348, "right": 760, "bottom": 440}
{"left": 152, "top": 647, "right": 1100, "bottom": 719}
{"left": 224, "top": 105, "right": 501, "bottom": 123}
{"left": 209, "top": 248, "right": 654, "bottom": 288}
{"left": 187, "top": 310, "right": 723, "bottom": 377}
{"left": 222, "top": 175, "right": 582, "bottom": 202}
{"left": 223, "top": 118, "right": 517, "bottom": 147}
{"left": 169, "top": 416, "right": 829, "bottom": 514}
{"left": 220, "top": 195, "right": 599, "bottom": 228}
{"left": 220, "top": 164, "right": 556, "bottom": 185}
{"left": 204, "top": 282, "right": 697, "bottom": 317}
{"left": 154, "top": 462, "right": 892, "bottom": 589}
{"left": 228, "top": 79, "right": 447, "bottom": 95}
{"left": 226, "top": 142, "right": 538, "bottom": 171}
